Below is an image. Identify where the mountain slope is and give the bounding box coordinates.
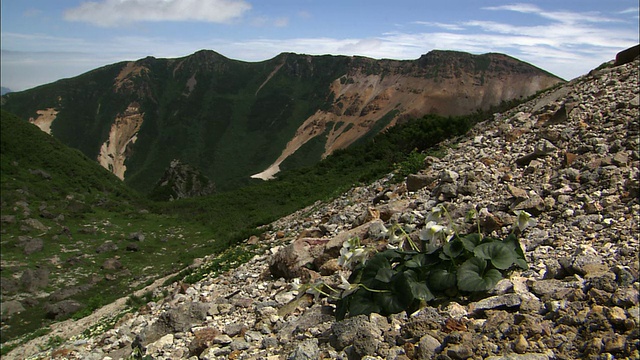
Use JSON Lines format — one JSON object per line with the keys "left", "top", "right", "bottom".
{"left": 0, "top": 109, "right": 137, "bottom": 203}
{"left": 5, "top": 51, "right": 638, "bottom": 360}
{"left": 0, "top": 110, "right": 220, "bottom": 346}
{"left": 0, "top": 50, "right": 563, "bottom": 192}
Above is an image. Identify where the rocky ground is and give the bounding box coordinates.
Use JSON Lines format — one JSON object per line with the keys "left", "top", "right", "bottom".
{"left": 5, "top": 58, "right": 639, "bottom": 360}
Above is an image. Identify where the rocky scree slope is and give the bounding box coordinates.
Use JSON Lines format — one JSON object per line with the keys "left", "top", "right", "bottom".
{"left": 0, "top": 50, "right": 562, "bottom": 192}
{"left": 7, "top": 59, "right": 639, "bottom": 360}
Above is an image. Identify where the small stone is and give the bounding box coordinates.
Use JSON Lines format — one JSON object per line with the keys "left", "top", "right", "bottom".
{"left": 605, "top": 306, "right": 627, "bottom": 326}
{"left": 415, "top": 334, "right": 441, "bottom": 359}
{"left": 507, "top": 184, "right": 529, "bottom": 200}
{"left": 571, "top": 245, "right": 603, "bottom": 275}
{"left": 287, "top": 338, "right": 319, "bottom": 360}
{"left": 513, "top": 334, "right": 529, "bottom": 354}
{"left": 603, "top": 334, "right": 626, "bottom": 353}
{"left": 407, "top": 174, "right": 435, "bottom": 192}
{"left": 612, "top": 287, "right": 639, "bottom": 307}
{"left": 584, "top": 337, "right": 604, "bottom": 355}
{"left": 470, "top": 294, "right": 522, "bottom": 313}
{"left": 146, "top": 334, "right": 174, "bottom": 354}
{"left": 443, "top": 302, "right": 468, "bottom": 319}
{"left": 213, "top": 334, "right": 233, "bottom": 344}
{"left": 230, "top": 339, "right": 251, "bottom": 351}
{"left": 612, "top": 152, "right": 629, "bottom": 166}
{"left": 440, "top": 169, "right": 459, "bottom": 183}
{"left": 446, "top": 344, "right": 473, "bottom": 359}
{"left": 564, "top": 152, "right": 578, "bottom": 166}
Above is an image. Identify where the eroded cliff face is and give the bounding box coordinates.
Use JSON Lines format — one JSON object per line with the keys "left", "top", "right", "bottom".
{"left": 28, "top": 108, "right": 59, "bottom": 135}
{"left": 97, "top": 103, "right": 144, "bottom": 180}
{"left": 252, "top": 60, "right": 562, "bottom": 180}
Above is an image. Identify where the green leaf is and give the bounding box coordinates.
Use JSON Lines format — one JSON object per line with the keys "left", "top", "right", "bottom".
{"left": 473, "top": 242, "right": 517, "bottom": 270}
{"left": 375, "top": 267, "right": 395, "bottom": 283}
{"left": 347, "top": 289, "right": 381, "bottom": 317}
{"left": 360, "top": 253, "right": 391, "bottom": 288}
{"left": 504, "top": 233, "right": 526, "bottom": 257}
{"left": 457, "top": 257, "right": 503, "bottom": 292}
{"left": 514, "top": 258, "right": 529, "bottom": 270}
{"left": 381, "top": 249, "right": 406, "bottom": 260}
{"left": 443, "top": 238, "right": 465, "bottom": 258}
{"left": 428, "top": 268, "right": 457, "bottom": 292}
{"left": 461, "top": 233, "right": 481, "bottom": 251}
{"left": 375, "top": 291, "right": 407, "bottom": 315}
{"left": 405, "top": 253, "right": 427, "bottom": 268}
{"left": 402, "top": 270, "right": 434, "bottom": 302}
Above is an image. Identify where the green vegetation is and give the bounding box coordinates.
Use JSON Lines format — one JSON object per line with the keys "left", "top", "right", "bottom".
{"left": 0, "top": 88, "right": 535, "bottom": 347}
{"left": 335, "top": 206, "right": 531, "bottom": 319}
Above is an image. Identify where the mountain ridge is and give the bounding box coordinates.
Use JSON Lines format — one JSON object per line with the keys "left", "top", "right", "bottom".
{"left": 1, "top": 49, "right": 563, "bottom": 192}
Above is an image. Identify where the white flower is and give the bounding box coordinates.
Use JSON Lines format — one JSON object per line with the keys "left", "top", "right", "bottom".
{"left": 388, "top": 229, "right": 400, "bottom": 244}
{"left": 291, "top": 278, "right": 302, "bottom": 291}
{"left": 426, "top": 205, "right": 445, "bottom": 223}
{"left": 338, "top": 275, "right": 359, "bottom": 298}
{"left": 420, "top": 221, "right": 445, "bottom": 242}
{"left": 338, "top": 237, "right": 368, "bottom": 269}
{"left": 514, "top": 210, "right": 537, "bottom": 231}
{"left": 419, "top": 221, "right": 453, "bottom": 253}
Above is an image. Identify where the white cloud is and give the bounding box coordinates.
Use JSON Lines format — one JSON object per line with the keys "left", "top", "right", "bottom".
{"left": 413, "top": 21, "right": 465, "bottom": 31}
{"left": 483, "top": 3, "right": 621, "bottom": 24}
{"left": 619, "top": 7, "right": 639, "bottom": 14}
{"left": 63, "top": 0, "right": 252, "bottom": 27}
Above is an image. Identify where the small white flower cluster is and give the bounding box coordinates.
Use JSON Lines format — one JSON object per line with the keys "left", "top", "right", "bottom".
{"left": 337, "top": 236, "right": 369, "bottom": 270}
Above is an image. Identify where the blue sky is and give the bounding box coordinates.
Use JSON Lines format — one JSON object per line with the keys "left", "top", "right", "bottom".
{"left": 1, "top": 1, "right": 638, "bottom": 91}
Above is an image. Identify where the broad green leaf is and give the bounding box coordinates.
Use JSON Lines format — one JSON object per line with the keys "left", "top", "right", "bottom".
{"left": 375, "top": 267, "right": 395, "bottom": 283}
{"left": 473, "top": 242, "right": 517, "bottom": 270}
{"left": 404, "top": 271, "right": 434, "bottom": 302}
{"left": 504, "top": 233, "right": 527, "bottom": 258}
{"left": 375, "top": 291, "right": 407, "bottom": 315}
{"left": 457, "top": 257, "right": 503, "bottom": 292}
{"left": 360, "top": 253, "right": 391, "bottom": 288}
{"left": 347, "top": 289, "right": 381, "bottom": 317}
{"left": 382, "top": 249, "right": 406, "bottom": 260}
{"left": 405, "top": 253, "right": 429, "bottom": 268}
{"left": 461, "top": 233, "right": 481, "bottom": 251}
{"left": 443, "top": 238, "right": 465, "bottom": 258}
{"left": 428, "top": 269, "right": 457, "bottom": 291}
{"left": 515, "top": 258, "right": 529, "bottom": 270}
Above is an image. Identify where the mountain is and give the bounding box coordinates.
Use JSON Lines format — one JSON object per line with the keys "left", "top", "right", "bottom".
{"left": 0, "top": 50, "right": 563, "bottom": 193}
{"left": 4, "top": 49, "right": 638, "bottom": 360}
{"left": 0, "top": 87, "right": 11, "bottom": 96}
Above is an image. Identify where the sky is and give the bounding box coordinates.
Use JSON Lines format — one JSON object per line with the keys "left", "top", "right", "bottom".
{"left": 1, "top": 1, "right": 638, "bottom": 92}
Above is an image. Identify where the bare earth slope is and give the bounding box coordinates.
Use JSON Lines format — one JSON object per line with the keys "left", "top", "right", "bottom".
{"left": 7, "top": 58, "right": 637, "bottom": 359}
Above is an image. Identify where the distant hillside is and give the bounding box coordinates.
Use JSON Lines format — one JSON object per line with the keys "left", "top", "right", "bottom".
{"left": 0, "top": 87, "right": 11, "bottom": 96}
{"left": 0, "top": 50, "right": 563, "bottom": 193}
{"left": 0, "top": 109, "right": 138, "bottom": 204}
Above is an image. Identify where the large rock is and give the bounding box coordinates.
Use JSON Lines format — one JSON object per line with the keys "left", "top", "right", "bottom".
{"left": 22, "top": 237, "right": 44, "bottom": 255}
{"left": 269, "top": 238, "right": 328, "bottom": 279}
{"left": 1, "top": 300, "right": 25, "bottom": 320}
{"left": 330, "top": 314, "right": 383, "bottom": 356}
{"left": 95, "top": 241, "right": 118, "bottom": 253}
{"left": 44, "top": 300, "right": 84, "bottom": 320}
{"left": 20, "top": 267, "right": 50, "bottom": 292}
{"left": 614, "top": 44, "right": 640, "bottom": 66}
